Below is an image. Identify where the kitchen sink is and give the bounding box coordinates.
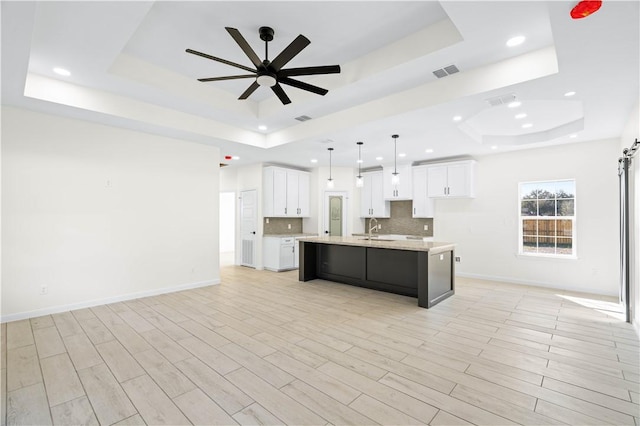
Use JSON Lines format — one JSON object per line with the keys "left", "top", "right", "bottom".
{"left": 359, "top": 237, "right": 396, "bottom": 241}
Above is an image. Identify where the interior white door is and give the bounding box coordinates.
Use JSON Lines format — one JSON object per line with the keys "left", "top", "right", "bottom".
{"left": 240, "top": 189, "right": 257, "bottom": 268}
{"left": 323, "top": 191, "right": 348, "bottom": 236}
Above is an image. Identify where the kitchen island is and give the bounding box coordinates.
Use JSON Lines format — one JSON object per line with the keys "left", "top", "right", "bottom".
{"left": 298, "top": 236, "right": 455, "bottom": 308}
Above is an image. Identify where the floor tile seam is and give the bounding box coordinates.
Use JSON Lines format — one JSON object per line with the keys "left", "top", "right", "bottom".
{"left": 541, "top": 375, "right": 639, "bottom": 410}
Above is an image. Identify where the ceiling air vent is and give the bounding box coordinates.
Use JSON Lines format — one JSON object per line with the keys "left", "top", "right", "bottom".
{"left": 295, "top": 115, "right": 312, "bottom": 122}
{"left": 485, "top": 93, "right": 517, "bottom": 107}
{"left": 432, "top": 64, "right": 459, "bottom": 78}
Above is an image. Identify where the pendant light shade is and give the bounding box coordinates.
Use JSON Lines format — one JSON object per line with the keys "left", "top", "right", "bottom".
{"left": 391, "top": 134, "right": 400, "bottom": 185}
{"left": 327, "top": 147, "right": 335, "bottom": 189}
{"left": 355, "top": 141, "right": 364, "bottom": 188}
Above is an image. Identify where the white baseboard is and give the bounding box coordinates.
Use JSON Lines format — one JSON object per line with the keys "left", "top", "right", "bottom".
{"left": 1, "top": 279, "right": 220, "bottom": 323}
{"left": 455, "top": 272, "right": 617, "bottom": 297}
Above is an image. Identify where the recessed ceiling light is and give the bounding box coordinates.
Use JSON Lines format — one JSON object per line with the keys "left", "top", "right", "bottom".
{"left": 310, "top": 159, "right": 318, "bottom": 163}
{"left": 425, "top": 149, "right": 434, "bottom": 153}
{"left": 515, "top": 113, "right": 527, "bottom": 119}
{"left": 398, "top": 153, "right": 407, "bottom": 158}
{"left": 231, "top": 156, "right": 240, "bottom": 160}
{"left": 564, "top": 91, "right": 576, "bottom": 97}
{"left": 453, "top": 115, "right": 462, "bottom": 122}
{"left": 569, "top": 134, "right": 578, "bottom": 138}
{"left": 376, "top": 156, "right": 384, "bottom": 161}
{"left": 491, "top": 145, "right": 498, "bottom": 150}
{"left": 258, "top": 125, "right": 267, "bottom": 131}
{"left": 357, "top": 159, "right": 363, "bottom": 164}
{"left": 507, "top": 101, "right": 521, "bottom": 108}
{"left": 522, "top": 123, "right": 533, "bottom": 129}
{"left": 506, "top": 35, "right": 526, "bottom": 47}
{"left": 53, "top": 67, "right": 71, "bottom": 76}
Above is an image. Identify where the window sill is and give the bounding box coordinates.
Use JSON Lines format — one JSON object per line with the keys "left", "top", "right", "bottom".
{"left": 517, "top": 253, "right": 578, "bottom": 261}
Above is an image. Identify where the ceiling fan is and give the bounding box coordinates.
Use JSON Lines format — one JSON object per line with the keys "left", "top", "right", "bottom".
{"left": 186, "top": 26, "right": 341, "bottom": 105}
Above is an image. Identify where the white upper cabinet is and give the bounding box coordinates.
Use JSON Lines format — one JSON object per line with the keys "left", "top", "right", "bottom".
{"left": 427, "top": 160, "right": 476, "bottom": 198}
{"left": 359, "top": 171, "right": 390, "bottom": 218}
{"left": 263, "top": 167, "right": 310, "bottom": 217}
{"left": 383, "top": 164, "right": 412, "bottom": 200}
{"left": 411, "top": 166, "right": 434, "bottom": 217}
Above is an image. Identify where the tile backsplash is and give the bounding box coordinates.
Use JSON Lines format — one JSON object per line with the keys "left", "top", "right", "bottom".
{"left": 365, "top": 201, "right": 433, "bottom": 237}
{"left": 264, "top": 217, "right": 303, "bottom": 234}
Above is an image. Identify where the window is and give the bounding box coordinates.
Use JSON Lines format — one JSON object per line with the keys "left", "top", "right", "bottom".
{"left": 519, "top": 180, "right": 576, "bottom": 257}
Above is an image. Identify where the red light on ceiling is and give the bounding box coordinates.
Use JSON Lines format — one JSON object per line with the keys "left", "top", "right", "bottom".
{"left": 224, "top": 155, "right": 232, "bottom": 160}
{"left": 570, "top": 0, "right": 602, "bottom": 19}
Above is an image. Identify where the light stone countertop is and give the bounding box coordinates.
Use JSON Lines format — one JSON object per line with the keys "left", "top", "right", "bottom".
{"left": 263, "top": 233, "right": 318, "bottom": 238}
{"left": 297, "top": 235, "right": 455, "bottom": 254}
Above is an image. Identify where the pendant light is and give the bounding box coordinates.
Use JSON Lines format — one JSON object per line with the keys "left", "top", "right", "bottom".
{"left": 327, "top": 147, "right": 335, "bottom": 189}
{"left": 391, "top": 134, "right": 400, "bottom": 185}
{"left": 355, "top": 141, "right": 364, "bottom": 188}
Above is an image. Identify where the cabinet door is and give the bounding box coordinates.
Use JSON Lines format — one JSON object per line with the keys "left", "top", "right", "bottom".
{"left": 297, "top": 172, "right": 310, "bottom": 217}
{"left": 412, "top": 167, "right": 427, "bottom": 217}
{"left": 360, "top": 173, "right": 374, "bottom": 217}
{"left": 280, "top": 241, "right": 295, "bottom": 270}
{"left": 427, "top": 165, "right": 448, "bottom": 198}
{"left": 370, "top": 171, "right": 389, "bottom": 217}
{"left": 286, "top": 171, "right": 299, "bottom": 217}
{"left": 263, "top": 238, "right": 279, "bottom": 270}
{"left": 396, "top": 164, "right": 413, "bottom": 199}
{"left": 383, "top": 165, "right": 412, "bottom": 199}
{"left": 273, "top": 168, "right": 288, "bottom": 216}
{"left": 446, "top": 163, "right": 470, "bottom": 197}
{"left": 382, "top": 167, "right": 396, "bottom": 199}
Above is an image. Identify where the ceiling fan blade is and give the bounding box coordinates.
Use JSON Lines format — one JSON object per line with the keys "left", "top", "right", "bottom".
{"left": 279, "top": 65, "right": 341, "bottom": 77}
{"left": 239, "top": 81, "right": 260, "bottom": 100}
{"left": 198, "top": 75, "right": 256, "bottom": 82}
{"left": 279, "top": 77, "right": 328, "bottom": 96}
{"left": 186, "top": 49, "right": 256, "bottom": 73}
{"left": 271, "top": 83, "right": 291, "bottom": 105}
{"left": 269, "top": 34, "right": 310, "bottom": 71}
{"left": 225, "top": 27, "right": 263, "bottom": 68}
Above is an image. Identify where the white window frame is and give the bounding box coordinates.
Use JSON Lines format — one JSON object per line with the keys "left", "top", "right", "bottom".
{"left": 518, "top": 179, "right": 577, "bottom": 259}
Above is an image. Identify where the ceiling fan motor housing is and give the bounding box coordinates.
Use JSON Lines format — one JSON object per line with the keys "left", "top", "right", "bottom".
{"left": 259, "top": 26, "right": 274, "bottom": 42}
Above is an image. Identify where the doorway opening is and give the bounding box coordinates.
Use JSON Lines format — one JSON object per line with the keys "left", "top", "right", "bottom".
{"left": 219, "top": 192, "right": 236, "bottom": 266}
{"left": 240, "top": 189, "right": 258, "bottom": 268}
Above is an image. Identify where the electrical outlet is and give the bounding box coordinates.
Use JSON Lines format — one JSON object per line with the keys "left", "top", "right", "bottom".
{"left": 378, "top": 224, "right": 382, "bottom": 230}
{"left": 424, "top": 224, "right": 429, "bottom": 231}
{"left": 40, "top": 285, "right": 48, "bottom": 295}
{"left": 287, "top": 224, "right": 291, "bottom": 229}
{"left": 265, "top": 218, "right": 269, "bottom": 224}
{"left": 455, "top": 256, "right": 461, "bottom": 263}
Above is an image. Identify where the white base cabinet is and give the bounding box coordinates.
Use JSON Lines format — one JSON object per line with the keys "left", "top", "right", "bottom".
{"left": 263, "top": 237, "right": 297, "bottom": 271}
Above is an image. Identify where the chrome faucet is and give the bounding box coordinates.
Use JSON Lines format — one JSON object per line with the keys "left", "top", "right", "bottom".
{"left": 368, "top": 217, "right": 379, "bottom": 239}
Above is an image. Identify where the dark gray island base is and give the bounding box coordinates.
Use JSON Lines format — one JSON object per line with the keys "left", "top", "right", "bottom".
{"left": 298, "top": 237, "right": 455, "bottom": 308}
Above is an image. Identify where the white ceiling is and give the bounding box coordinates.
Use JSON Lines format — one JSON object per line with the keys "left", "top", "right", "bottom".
{"left": 2, "top": 1, "right": 638, "bottom": 170}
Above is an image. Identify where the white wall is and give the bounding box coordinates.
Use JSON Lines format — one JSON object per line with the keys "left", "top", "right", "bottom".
{"left": 621, "top": 102, "right": 639, "bottom": 333}
{"left": 1, "top": 107, "right": 220, "bottom": 321}
{"left": 435, "top": 138, "right": 620, "bottom": 296}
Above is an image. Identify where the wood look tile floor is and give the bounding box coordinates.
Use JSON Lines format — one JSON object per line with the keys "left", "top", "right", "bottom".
{"left": 2, "top": 264, "right": 639, "bottom": 425}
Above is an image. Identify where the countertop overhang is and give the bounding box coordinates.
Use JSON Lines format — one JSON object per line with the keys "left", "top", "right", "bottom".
{"left": 298, "top": 236, "right": 455, "bottom": 254}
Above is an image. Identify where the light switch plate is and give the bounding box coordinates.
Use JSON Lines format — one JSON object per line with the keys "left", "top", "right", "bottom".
{"left": 424, "top": 224, "right": 429, "bottom": 231}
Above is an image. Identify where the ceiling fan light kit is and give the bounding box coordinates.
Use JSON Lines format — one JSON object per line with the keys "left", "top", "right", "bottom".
{"left": 187, "top": 26, "right": 341, "bottom": 105}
